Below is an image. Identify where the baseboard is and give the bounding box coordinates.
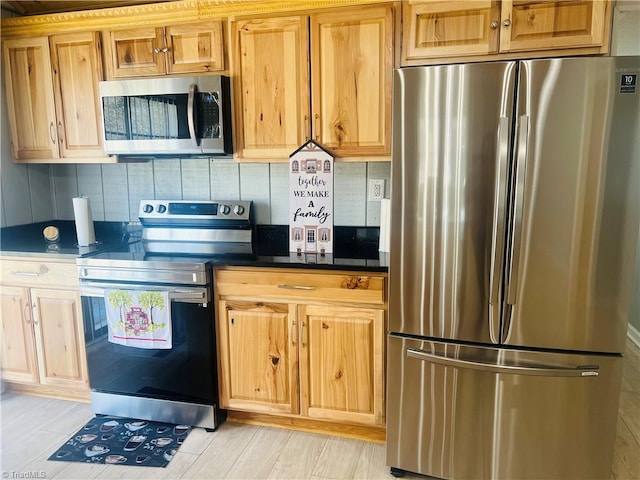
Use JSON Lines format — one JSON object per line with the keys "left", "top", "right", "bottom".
{"left": 628, "top": 323, "right": 640, "bottom": 349}
{"left": 4, "top": 382, "right": 91, "bottom": 402}
{"left": 226, "top": 410, "right": 386, "bottom": 443}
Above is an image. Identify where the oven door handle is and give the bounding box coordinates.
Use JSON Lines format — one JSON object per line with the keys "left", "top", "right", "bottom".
{"left": 79, "top": 283, "right": 208, "bottom": 303}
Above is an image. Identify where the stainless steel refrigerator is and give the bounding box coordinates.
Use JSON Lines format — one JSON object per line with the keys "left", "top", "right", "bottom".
{"left": 386, "top": 57, "right": 640, "bottom": 480}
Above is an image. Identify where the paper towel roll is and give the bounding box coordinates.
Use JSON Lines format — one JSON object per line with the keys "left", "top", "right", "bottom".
{"left": 379, "top": 198, "right": 391, "bottom": 252}
{"left": 73, "top": 196, "right": 96, "bottom": 246}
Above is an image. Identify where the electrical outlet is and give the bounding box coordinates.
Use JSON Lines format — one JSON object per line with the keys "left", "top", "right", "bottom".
{"left": 368, "top": 179, "right": 385, "bottom": 201}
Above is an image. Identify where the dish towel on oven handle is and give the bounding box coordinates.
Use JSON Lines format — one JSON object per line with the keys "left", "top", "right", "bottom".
{"left": 105, "top": 289, "right": 172, "bottom": 349}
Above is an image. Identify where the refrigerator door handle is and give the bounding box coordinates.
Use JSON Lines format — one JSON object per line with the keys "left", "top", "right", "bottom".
{"left": 490, "top": 117, "right": 510, "bottom": 297}
{"left": 507, "top": 115, "right": 529, "bottom": 305}
{"left": 406, "top": 348, "right": 599, "bottom": 377}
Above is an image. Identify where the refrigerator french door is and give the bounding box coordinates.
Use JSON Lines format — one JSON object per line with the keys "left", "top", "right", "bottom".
{"left": 387, "top": 57, "right": 640, "bottom": 480}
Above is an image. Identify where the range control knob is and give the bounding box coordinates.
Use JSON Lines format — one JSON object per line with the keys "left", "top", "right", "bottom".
{"left": 220, "top": 204, "right": 231, "bottom": 215}
{"left": 233, "top": 205, "right": 245, "bottom": 216}
{"left": 143, "top": 204, "right": 154, "bottom": 213}
{"left": 157, "top": 204, "right": 167, "bottom": 213}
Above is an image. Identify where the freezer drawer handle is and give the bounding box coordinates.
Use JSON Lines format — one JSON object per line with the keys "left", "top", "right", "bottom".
{"left": 407, "top": 348, "right": 599, "bottom": 377}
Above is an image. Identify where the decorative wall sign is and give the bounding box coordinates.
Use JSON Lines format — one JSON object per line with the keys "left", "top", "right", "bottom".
{"left": 290, "top": 140, "right": 334, "bottom": 254}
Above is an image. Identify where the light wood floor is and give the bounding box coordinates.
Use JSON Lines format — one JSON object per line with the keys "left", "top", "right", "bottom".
{"left": 1, "top": 338, "right": 638, "bottom": 480}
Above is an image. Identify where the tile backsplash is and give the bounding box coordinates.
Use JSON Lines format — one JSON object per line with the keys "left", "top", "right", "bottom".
{"left": 8, "top": 158, "right": 390, "bottom": 228}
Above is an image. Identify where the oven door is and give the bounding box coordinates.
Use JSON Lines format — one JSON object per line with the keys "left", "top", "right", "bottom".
{"left": 80, "top": 281, "right": 216, "bottom": 406}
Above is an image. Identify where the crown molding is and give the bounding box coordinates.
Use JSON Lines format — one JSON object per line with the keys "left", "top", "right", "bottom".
{"left": 1, "top": 0, "right": 387, "bottom": 37}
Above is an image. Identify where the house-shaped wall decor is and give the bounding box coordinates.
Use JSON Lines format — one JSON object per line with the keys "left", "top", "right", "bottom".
{"left": 289, "top": 140, "right": 334, "bottom": 254}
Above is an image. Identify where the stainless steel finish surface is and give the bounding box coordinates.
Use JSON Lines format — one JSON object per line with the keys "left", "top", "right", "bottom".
{"left": 506, "top": 114, "right": 529, "bottom": 306}
{"left": 139, "top": 200, "right": 253, "bottom": 223}
{"left": 489, "top": 115, "right": 510, "bottom": 343}
{"left": 387, "top": 336, "right": 623, "bottom": 480}
{"left": 389, "top": 62, "right": 515, "bottom": 343}
{"left": 77, "top": 261, "right": 209, "bottom": 285}
{"left": 504, "top": 57, "right": 640, "bottom": 353}
{"left": 188, "top": 83, "right": 198, "bottom": 146}
{"left": 79, "top": 283, "right": 209, "bottom": 303}
{"left": 142, "top": 228, "right": 252, "bottom": 244}
{"left": 387, "top": 56, "right": 640, "bottom": 480}
{"left": 102, "top": 138, "right": 207, "bottom": 155}
{"left": 406, "top": 347, "right": 599, "bottom": 377}
{"left": 99, "top": 76, "right": 221, "bottom": 97}
{"left": 91, "top": 391, "right": 218, "bottom": 430}
{"left": 99, "top": 76, "right": 228, "bottom": 155}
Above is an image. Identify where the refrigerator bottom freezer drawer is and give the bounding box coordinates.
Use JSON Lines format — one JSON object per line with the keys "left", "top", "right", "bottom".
{"left": 386, "top": 336, "right": 623, "bottom": 480}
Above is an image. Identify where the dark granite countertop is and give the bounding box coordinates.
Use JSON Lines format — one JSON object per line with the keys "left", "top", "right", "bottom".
{"left": 0, "top": 221, "right": 141, "bottom": 259}
{"left": 248, "top": 225, "right": 388, "bottom": 272}
{"left": 1, "top": 222, "right": 388, "bottom": 272}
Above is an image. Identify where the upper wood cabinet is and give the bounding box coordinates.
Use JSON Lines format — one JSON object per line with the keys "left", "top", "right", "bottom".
{"left": 402, "top": 0, "right": 611, "bottom": 64}
{"left": 232, "top": 4, "right": 394, "bottom": 161}
{"left": 2, "top": 32, "right": 108, "bottom": 163}
{"left": 104, "top": 20, "right": 225, "bottom": 78}
{"left": 500, "top": 0, "right": 609, "bottom": 52}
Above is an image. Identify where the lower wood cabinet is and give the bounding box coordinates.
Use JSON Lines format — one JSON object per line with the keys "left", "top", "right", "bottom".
{"left": 214, "top": 267, "right": 386, "bottom": 427}
{"left": 0, "top": 258, "right": 88, "bottom": 394}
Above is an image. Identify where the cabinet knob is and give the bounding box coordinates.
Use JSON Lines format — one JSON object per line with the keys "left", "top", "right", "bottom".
{"left": 49, "top": 122, "right": 56, "bottom": 144}
{"left": 503, "top": 19, "right": 511, "bottom": 27}
{"left": 490, "top": 21, "right": 499, "bottom": 29}
{"left": 153, "top": 47, "right": 161, "bottom": 54}
{"left": 161, "top": 47, "right": 170, "bottom": 53}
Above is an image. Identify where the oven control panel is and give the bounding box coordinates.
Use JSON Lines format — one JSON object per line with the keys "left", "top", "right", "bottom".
{"left": 139, "top": 200, "right": 253, "bottom": 223}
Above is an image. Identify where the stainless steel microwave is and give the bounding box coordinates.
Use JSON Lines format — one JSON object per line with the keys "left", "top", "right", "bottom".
{"left": 99, "top": 76, "right": 232, "bottom": 156}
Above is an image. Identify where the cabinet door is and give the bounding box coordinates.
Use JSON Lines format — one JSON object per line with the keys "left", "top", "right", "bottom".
{"left": 0, "top": 286, "right": 39, "bottom": 384}
{"left": 31, "top": 288, "right": 88, "bottom": 389}
{"left": 310, "top": 5, "right": 393, "bottom": 157}
{"left": 299, "top": 304, "right": 385, "bottom": 425}
{"left": 500, "top": 0, "right": 609, "bottom": 52}
{"left": 217, "top": 300, "right": 299, "bottom": 414}
{"left": 50, "top": 32, "right": 106, "bottom": 159}
{"left": 402, "top": 1, "right": 500, "bottom": 61}
{"left": 2, "top": 37, "right": 59, "bottom": 161}
{"left": 233, "top": 16, "right": 310, "bottom": 160}
{"left": 166, "top": 20, "right": 225, "bottom": 74}
{"left": 107, "top": 27, "right": 165, "bottom": 77}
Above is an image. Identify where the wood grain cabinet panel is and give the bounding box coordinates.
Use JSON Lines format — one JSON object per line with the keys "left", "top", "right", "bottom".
{"left": 500, "top": 0, "right": 608, "bottom": 52}
{"left": 107, "top": 27, "right": 165, "bottom": 77}
{"left": 311, "top": 6, "right": 393, "bottom": 157}
{"left": 233, "top": 16, "right": 310, "bottom": 160}
{"left": 300, "top": 304, "right": 384, "bottom": 426}
{"left": 402, "top": 0, "right": 612, "bottom": 64}
{"left": 214, "top": 267, "right": 386, "bottom": 427}
{"left": 0, "top": 258, "right": 88, "bottom": 393}
{"left": 166, "top": 21, "right": 225, "bottom": 74}
{"left": 31, "top": 288, "right": 87, "bottom": 388}
{"left": 217, "top": 300, "right": 298, "bottom": 415}
{"left": 2, "top": 37, "right": 59, "bottom": 161}
{"left": 402, "top": 0, "right": 500, "bottom": 60}
{"left": 0, "top": 286, "right": 39, "bottom": 384}
{"left": 232, "top": 4, "right": 393, "bottom": 161}
{"left": 2, "top": 32, "right": 109, "bottom": 163}
{"left": 50, "top": 32, "right": 106, "bottom": 159}
{"left": 106, "top": 20, "right": 225, "bottom": 77}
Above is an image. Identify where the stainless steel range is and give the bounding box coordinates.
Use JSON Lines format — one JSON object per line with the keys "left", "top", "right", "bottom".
{"left": 77, "top": 200, "right": 253, "bottom": 430}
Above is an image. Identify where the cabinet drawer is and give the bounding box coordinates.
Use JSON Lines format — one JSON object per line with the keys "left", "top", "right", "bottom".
{"left": 0, "top": 259, "right": 78, "bottom": 288}
{"left": 215, "top": 268, "right": 385, "bottom": 305}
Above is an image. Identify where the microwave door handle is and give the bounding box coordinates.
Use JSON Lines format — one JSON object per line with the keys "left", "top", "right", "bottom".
{"left": 188, "top": 84, "right": 200, "bottom": 147}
